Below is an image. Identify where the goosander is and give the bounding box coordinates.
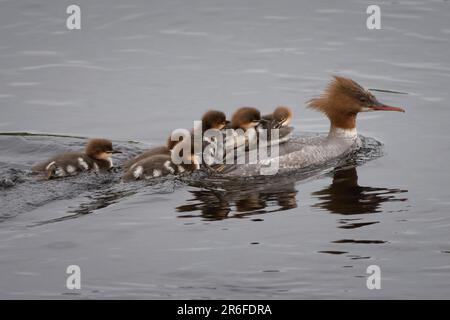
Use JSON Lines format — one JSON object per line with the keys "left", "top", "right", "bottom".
{"left": 122, "top": 140, "right": 200, "bottom": 181}
{"left": 167, "top": 110, "right": 228, "bottom": 150}
{"left": 215, "top": 107, "right": 263, "bottom": 167}
{"left": 222, "top": 76, "right": 405, "bottom": 176}
{"left": 123, "top": 110, "right": 227, "bottom": 171}
{"left": 229, "top": 107, "right": 262, "bottom": 130}
{"left": 262, "top": 106, "right": 293, "bottom": 128}
{"left": 32, "top": 138, "right": 121, "bottom": 179}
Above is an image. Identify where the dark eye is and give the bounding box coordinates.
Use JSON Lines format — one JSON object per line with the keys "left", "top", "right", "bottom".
{"left": 359, "top": 96, "right": 367, "bottom": 102}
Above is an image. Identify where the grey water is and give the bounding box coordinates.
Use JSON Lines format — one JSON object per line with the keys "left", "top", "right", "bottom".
{"left": 0, "top": 0, "right": 449, "bottom": 299}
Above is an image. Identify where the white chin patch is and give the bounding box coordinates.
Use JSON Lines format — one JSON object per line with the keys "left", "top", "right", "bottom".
{"left": 282, "top": 116, "right": 292, "bottom": 126}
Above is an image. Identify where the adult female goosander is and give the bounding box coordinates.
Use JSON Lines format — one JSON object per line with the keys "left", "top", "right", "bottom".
{"left": 122, "top": 110, "right": 227, "bottom": 171}
{"left": 224, "top": 76, "right": 405, "bottom": 176}
{"left": 122, "top": 140, "right": 200, "bottom": 181}
{"left": 32, "top": 139, "right": 121, "bottom": 179}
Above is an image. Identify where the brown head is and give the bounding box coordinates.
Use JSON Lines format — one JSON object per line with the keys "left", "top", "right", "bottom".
{"left": 307, "top": 76, "right": 405, "bottom": 130}
{"left": 202, "top": 110, "right": 228, "bottom": 131}
{"left": 231, "top": 107, "right": 261, "bottom": 130}
{"left": 273, "top": 106, "right": 293, "bottom": 127}
{"left": 166, "top": 110, "right": 228, "bottom": 150}
{"left": 85, "top": 138, "right": 120, "bottom": 160}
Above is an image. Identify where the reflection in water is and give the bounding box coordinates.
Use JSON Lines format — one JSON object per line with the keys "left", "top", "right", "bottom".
{"left": 178, "top": 166, "right": 408, "bottom": 223}
{"left": 311, "top": 167, "right": 408, "bottom": 215}
{"left": 177, "top": 180, "right": 298, "bottom": 221}
{"left": 312, "top": 166, "right": 408, "bottom": 233}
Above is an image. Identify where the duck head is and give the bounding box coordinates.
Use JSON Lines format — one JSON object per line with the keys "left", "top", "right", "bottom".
{"left": 231, "top": 107, "right": 261, "bottom": 130}
{"left": 307, "top": 76, "right": 405, "bottom": 130}
{"left": 202, "top": 110, "right": 228, "bottom": 130}
{"left": 273, "top": 106, "right": 293, "bottom": 127}
{"left": 85, "top": 138, "right": 121, "bottom": 160}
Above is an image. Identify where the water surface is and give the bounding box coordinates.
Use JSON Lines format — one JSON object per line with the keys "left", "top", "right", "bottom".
{"left": 1, "top": 0, "right": 450, "bottom": 299}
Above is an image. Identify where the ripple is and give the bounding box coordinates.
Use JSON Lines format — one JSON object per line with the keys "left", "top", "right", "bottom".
{"left": 25, "top": 100, "right": 79, "bottom": 107}
{"left": 8, "top": 82, "right": 39, "bottom": 87}
{"left": 160, "top": 29, "right": 209, "bottom": 37}
{"left": 18, "top": 50, "right": 62, "bottom": 57}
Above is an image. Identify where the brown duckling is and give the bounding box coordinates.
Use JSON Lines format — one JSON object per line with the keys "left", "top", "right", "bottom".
{"left": 32, "top": 138, "right": 121, "bottom": 179}
{"left": 122, "top": 140, "right": 200, "bottom": 181}
{"left": 262, "top": 106, "right": 293, "bottom": 128}
{"left": 229, "top": 107, "right": 262, "bottom": 130}
{"left": 123, "top": 110, "right": 227, "bottom": 171}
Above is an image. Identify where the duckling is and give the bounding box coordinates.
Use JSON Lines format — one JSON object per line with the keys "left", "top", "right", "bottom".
{"left": 262, "top": 106, "right": 293, "bottom": 128}
{"left": 122, "top": 140, "right": 200, "bottom": 182}
{"left": 229, "top": 107, "right": 262, "bottom": 130}
{"left": 208, "top": 107, "right": 262, "bottom": 171}
{"left": 168, "top": 109, "right": 228, "bottom": 149}
{"left": 225, "top": 106, "right": 263, "bottom": 150}
{"left": 32, "top": 139, "right": 121, "bottom": 179}
{"left": 214, "top": 107, "right": 293, "bottom": 173}
{"left": 123, "top": 110, "right": 227, "bottom": 171}
{"left": 122, "top": 145, "right": 171, "bottom": 171}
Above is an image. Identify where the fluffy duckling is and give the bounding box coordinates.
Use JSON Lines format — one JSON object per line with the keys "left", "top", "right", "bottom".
{"left": 229, "top": 107, "right": 262, "bottom": 130}
{"left": 225, "top": 106, "right": 263, "bottom": 148}
{"left": 262, "top": 106, "right": 293, "bottom": 128}
{"left": 208, "top": 107, "right": 263, "bottom": 170}
{"left": 123, "top": 110, "right": 227, "bottom": 171}
{"left": 32, "top": 139, "right": 121, "bottom": 179}
{"left": 122, "top": 140, "right": 200, "bottom": 182}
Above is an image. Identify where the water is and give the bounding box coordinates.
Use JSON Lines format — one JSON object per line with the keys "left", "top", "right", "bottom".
{"left": 0, "top": 0, "right": 450, "bottom": 299}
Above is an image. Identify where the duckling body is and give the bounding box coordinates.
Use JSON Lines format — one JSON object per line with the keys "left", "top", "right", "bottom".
{"left": 122, "top": 145, "right": 170, "bottom": 171}
{"left": 122, "top": 139, "right": 200, "bottom": 182}
{"left": 123, "top": 110, "right": 227, "bottom": 171}
{"left": 122, "top": 154, "right": 199, "bottom": 181}
{"left": 32, "top": 139, "right": 120, "bottom": 179}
